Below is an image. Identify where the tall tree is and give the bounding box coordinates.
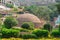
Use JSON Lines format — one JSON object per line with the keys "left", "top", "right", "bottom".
{"left": 24, "top": 6, "right": 52, "bottom": 21}
{"left": 4, "top": 16, "right": 18, "bottom": 29}
{"left": 56, "top": 3, "right": 60, "bottom": 14}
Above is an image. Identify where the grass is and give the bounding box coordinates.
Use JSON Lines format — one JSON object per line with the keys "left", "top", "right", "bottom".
{"left": 1, "top": 38, "right": 60, "bottom": 40}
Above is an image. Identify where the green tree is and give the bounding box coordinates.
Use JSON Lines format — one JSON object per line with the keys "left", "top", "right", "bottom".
{"left": 4, "top": 16, "right": 18, "bottom": 29}
{"left": 59, "top": 25, "right": 60, "bottom": 31}
{"left": 24, "top": 5, "right": 59, "bottom": 21}
{"left": 21, "top": 22, "right": 34, "bottom": 30}
{"left": 13, "top": 7, "right": 18, "bottom": 11}
{"left": 56, "top": 0, "right": 60, "bottom": 3}
{"left": 56, "top": 3, "right": 60, "bottom": 14}
{"left": 6, "top": 3, "right": 14, "bottom": 8}
{"left": 24, "top": 6, "right": 52, "bottom": 21}
{"left": 43, "top": 23, "right": 53, "bottom": 32}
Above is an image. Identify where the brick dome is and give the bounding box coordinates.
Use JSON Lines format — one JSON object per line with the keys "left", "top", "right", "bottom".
{"left": 17, "top": 13, "right": 41, "bottom": 28}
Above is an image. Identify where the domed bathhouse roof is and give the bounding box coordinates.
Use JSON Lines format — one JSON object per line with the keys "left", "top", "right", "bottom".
{"left": 17, "top": 13, "right": 41, "bottom": 28}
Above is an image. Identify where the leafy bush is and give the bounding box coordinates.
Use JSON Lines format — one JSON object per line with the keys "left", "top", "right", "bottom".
{"left": 51, "top": 30, "right": 60, "bottom": 37}
{"left": 2, "top": 28, "right": 20, "bottom": 38}
{"left": 13, "top": 7, "right": 18, "bottom": 11}
{"left": 59, "top": 25, "right": 60, "bottom": 31}
{"left": 6, "top": 3, "right": 13, "bottom": 8}
{"left": 32, "top": 29, "right": 48, "bottom": 37}
{"left": 56, "top": 3, "right": 60, "bottom": 14}
{"left": 0, "top": 29, "right": 2, "bottom": 38}
{"left": 17, "top": 11, "right": 24, "bottom": 14}
{"left": 20, "top": 34, "right": 37, "bottom": 39}
{"left": 18, "top": 6, "right": 23, "bottom": 9}
{"left": 4, "top": 16, "right": 18, "bottom": 29}
{"left": 21, "top": 23, "right": 29, "bottom": 29}
{"left": 19, "top": 28, "right": 29, "bottom": 32}
{"left": 43, "top": 23, "right": 53, "bottom": 32}
{"left": 0, "top": 14, "right": 3, "bottom": 18}
{"left": 12, "top": 28, "right": 29, "bottom": 32}
{"left": 21, "top": 22, "right": 34, "bottom": 30}
{"left": 24, "top": 5, "right": 55, "bottom": 21}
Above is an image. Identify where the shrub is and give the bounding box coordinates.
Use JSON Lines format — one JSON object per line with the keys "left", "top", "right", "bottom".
{"left": 4, "top": 16, "right": 18, "bottom": 29}
{"left": 6, "top": 3, "right": 13, "bottom": 8}
{"left": 43, "top": 23, "right": 53, "bottom": 32}
{"left": 32, "top": 29, "right": 48, "bottom": 37}
{"left": 51, "top": 30, "right": 60, "bottom": 37}
{"left": 13, "top": 7, "right": 18, "bottom": 11}
{"left": 20, "top": 34, "right": 37, "bottom": 39}
{"left": 21, "top": 23, "right": 29, "bottom": 29}
{"left": 18, "top": 6, "right": 23, "bottom": 9}
{"left": 2, "top": 28, "right": 20, "bottom": 38}
{"left": 12, "top": 28, "right": 29, "bottom": 32}
{"left": 17, "top": 11, "right": 24, "bottom": 14}
{"left": 19, "top": 28, "right": 29, "bottom": 32}
{"left": 0, "top": 14, "right": 3, "bottom": 18}
{"left": 21, "top": 22, "right": 34, "bottom": 30}
{"left": 59, "top": 25, "right": 60, "bottom": 32}
{"left": 0, "top": 29, "right": 2, "bottom": 38}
